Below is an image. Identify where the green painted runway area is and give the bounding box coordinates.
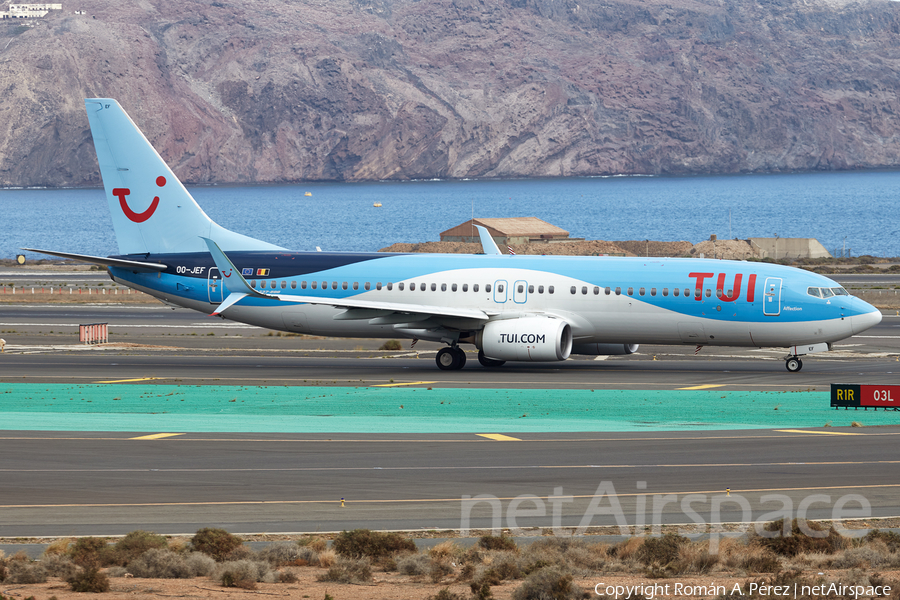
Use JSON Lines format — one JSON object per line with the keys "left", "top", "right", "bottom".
{"left": 2, "top": 383, "right": 899, "bottom": 432}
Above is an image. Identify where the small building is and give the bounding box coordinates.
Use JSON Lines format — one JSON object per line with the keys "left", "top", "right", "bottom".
{"left": 5, "top": 3, "right": 62, "bottom": 18}
{"left": 440, "top": 217, "right": 578, "bottom": 246}
{"left": 749, "top": 237, "right": 832, "bottom": 260}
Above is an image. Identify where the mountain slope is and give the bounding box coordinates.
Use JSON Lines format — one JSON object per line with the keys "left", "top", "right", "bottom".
{"left": 1, "top": 0, "right": 899, "bottom": 186}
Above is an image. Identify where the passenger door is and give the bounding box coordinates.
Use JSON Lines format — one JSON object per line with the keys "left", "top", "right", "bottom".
{"left": 208, "top": 268, "right": 223, "bottom": 303}
{"left": 763, "top": 277, "right": 782, "bottom": 316}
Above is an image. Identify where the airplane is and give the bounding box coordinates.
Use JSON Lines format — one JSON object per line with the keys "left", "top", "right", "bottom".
{"left": 25, "top": 98, "right": 883, "bottom": 372}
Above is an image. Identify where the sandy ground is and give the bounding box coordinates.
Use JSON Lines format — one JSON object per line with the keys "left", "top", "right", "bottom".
{"left": 4, "top": 566, "right": 899, "bottom": 600}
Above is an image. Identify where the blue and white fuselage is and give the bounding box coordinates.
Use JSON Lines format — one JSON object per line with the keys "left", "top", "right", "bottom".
{"left": 27, "top": 99, "right": 882, "bottom": 372}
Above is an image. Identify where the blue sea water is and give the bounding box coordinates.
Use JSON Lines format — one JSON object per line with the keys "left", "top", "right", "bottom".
{"left": 2, "top": 170, "right": 899, "bottom": 260}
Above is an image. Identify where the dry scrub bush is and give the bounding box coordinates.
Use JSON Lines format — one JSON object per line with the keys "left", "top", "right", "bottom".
{"left": 67, "top": 537, "right": 109, "bottom": 567}
{"left": 332, "top": 529, "right": 416, "bottom": 558}
{"left": 512, "top": 566, "right": 583, "bottom": 600}
{"left": 215, "top": 559, "right": 275, "bottom": 588}
{"left": 429, "top": 589, "right": 467, "bottom": 600}
{"left": 609, "top": 536, "right": 643, "bottom": 560}
{"left": 317, "top": 556, "right": 373, "bottom": 584}
{"left": 521, "top": 538, "right": 608, "bottom": 577}
{"left": 68, "top": 566, "right": 110, "bottom": 593}
{"left": 127, "top": 548, "right": 215, "bottom": 578}
{"left": 429, "top": 540, "right": 461, "bottom": 560}
{"left": 105, "top": 530, "right": 168, "bottom": 566}
{"left": 44, "top": 538, "right": 74, "bottom": 556}
{"left": 298, "top": 536, "right": 328, "bottom": 553}
{"left": 753, "top": 519, "right": 845, "bottom": 556}
{"left": 430, "top": 558, "right": 455, "bottom": 583}
{"left": 831, "top": 544, "right": 893, "bottom": 569}
{"left": 7, "top": 560, "right": 48, "bottom": 584}
{"left": 398, "top": 553, "right": 431, "bottom": 576}
{"left": 479, "top": 534, "right": 518, "bottom": 552}
{"left": 258, "top": 543, "right": 306, "bottom": 566}
{"left": 40, "top": 554, "right": 79, "bottom": 580}
{"left": 317, "top": 548, "right": 337, "bottom": 568}
{"left": 191, "top": 527, "right": 244, "bottom": 561}
{"left": 483, "top": 550, "right": 522, "bottom": 580}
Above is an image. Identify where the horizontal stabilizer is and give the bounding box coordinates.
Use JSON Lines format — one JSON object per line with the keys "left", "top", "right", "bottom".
{"left": 21, "top": 248, "right": 167, "bottom": 272}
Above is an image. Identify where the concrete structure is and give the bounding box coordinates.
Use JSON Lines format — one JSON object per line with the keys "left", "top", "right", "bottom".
{"left": 440, "top": 217, "right": 579, "bottom": 245}
{"left": 749, "top": 237, "right": 832, "bottom": 260}
{"left": 1, "top": 3, "right": 61, "bottom": 18}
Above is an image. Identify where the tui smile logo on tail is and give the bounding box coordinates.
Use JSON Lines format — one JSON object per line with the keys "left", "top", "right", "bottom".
{"left": 112, "top": 175, "right": 166, "bottom": 223}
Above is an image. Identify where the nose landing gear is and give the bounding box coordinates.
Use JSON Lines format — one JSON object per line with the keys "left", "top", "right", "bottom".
{"left": 785, "top": 356, "right": 803, "bottom": 372}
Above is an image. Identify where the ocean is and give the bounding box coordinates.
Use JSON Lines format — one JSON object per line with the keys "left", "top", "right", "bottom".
{"left": 2, "top": 170, "right": 899, "bottom": 260}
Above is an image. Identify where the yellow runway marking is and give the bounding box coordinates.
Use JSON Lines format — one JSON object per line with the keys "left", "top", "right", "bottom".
{"left": 129, "top": 433, "right": 186, "bottom": 440}
{"left": 95, "top": 377, "right": 159, "bottom": 384}
{"left": 677, "top": 384, "right": 726, "bottom": 390}
{"left": 372, "top": 381, "right": 437, "bottom": 387}
{"left": 477, "top": 434, "right": 522, "bottom": 441}
{"left": 6, "top": 483, "right": 900, "bottom": 509}
{"left": 776, "top": 429, "right": 863, "bottom": 436}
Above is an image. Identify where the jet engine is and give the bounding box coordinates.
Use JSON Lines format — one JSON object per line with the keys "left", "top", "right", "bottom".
{"left": 478, "top": 317, "right": 572, "bottom": 362}
{"left": 571, "top": 343, "right": 639, "bottom": 356}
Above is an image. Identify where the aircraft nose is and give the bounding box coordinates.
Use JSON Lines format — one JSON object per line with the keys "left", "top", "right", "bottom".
{"left": 850, "top": 299, "right": 882, "bottom": 335}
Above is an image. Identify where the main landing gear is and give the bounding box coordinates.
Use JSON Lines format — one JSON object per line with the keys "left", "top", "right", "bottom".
{"left": 785, "top": 356, "right": 803, "bottom": 372}
{"left": 436, "top": 346, "right": 467, "bottom": 370}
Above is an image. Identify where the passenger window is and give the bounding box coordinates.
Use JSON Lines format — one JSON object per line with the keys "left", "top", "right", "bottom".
{"left": 452, "top": 283, "right": 457, "bottom": 292}
{"left": 605, "top": 287, "right": 611, "bottom": 295}
{"left": 409, "top": 282, "right": 415, "bottom": 291}
{"left": 251, "top": 279, "right": 257, "bottom": 288}
{"left": 353, "top": 282, "right": 358, "bottom": 290}
{"left": 474, "top": 284, "right": 479, "bottom": 292}
{"left": 519, "top": 285, "right": 525, "bottom": 293}
{"left": 639, "top": 287, "right": 645, "bottom": 296}
{"left": 662, "top": 288, "right": 668, "bottom": 296}
{"left": 419, "top": 283, "right": 425, "bottom": 291}
{"left": 593, "top": 286, "right": 599, "bottom": 295}
{"left": 301, "top": 281, "right": 307, "bottom": 289}
{"left": 311, "top": 281, "right": 317, "bottom": 290}
{"left": 342, "top": 282, "right": 348, "bottom": 290}
{"left": 548, "top": 286, "right": 554, "bottom": 294}
{"left": 385, "top": 282, "right": 391, "bottom": 290}
{"left": 615, "top": 287, "right": 621, "bottom": 295}
{"left": 684, "top": 289, "right": 690, "bottom": 297}
{"left": 571, "top": 286, "right": 577, "bottom": 294}
{"left": 694, "top": 289, "right": 701, "bottom": 298}
{"left": 441, "top": 283, "right": 447, "bottom": 291}
{"left": 716, "top": 288, "right": 722, "bottom": 298}
{"left": 538, "top": 285, "right": 544, "bottom": 294}
{"left": 650, "top": 288, "right": 656, "bottom": 296}
{"left": 498, "top": 284, "right": 504, "bottom": 292}
{"left": 528, "top": 285, "right": 533, "bottom": 293}
{"left": 377, "top": 282, "right": 383, "bottom": 290}
{"left": 486, "top": 284, "right": 492, "bottom": 292}
{"left": 463, "top": 284, "right": 469, "bottom": 292}
{"left": 321, "top": 281, "right": 327, "bottom": 290}
{"left": 431, "top": 283, "right": 437, "bottom": 291}
{"left": 332, "top": 282, "right": 338, "bottom": 290}
{"left": 365, "top": 282, "right": 371, "bottom": 290}
{"left": 627, "top": 287, "right": 633, "bottom": 296}
{"left": 582, "top": 286, "right": 588, "bottom": 295}
{"left": 673, "top": 288, "right": 679, "bottom": 296}
{"left": 290, "top": 281, "right": 296, "bottom": 289}
{"left": 399, "top": 282, "right": 405, "bottom": 291}
{"left": 280, "top": 281, "right": 285, "bottom": 289}
{"left": 705, "top": 289, "right": 711, "bottom": 298}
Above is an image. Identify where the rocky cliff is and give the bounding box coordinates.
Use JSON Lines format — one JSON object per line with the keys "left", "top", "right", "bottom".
{"left": 1, "top": 0, "right": 900, "bottom": 187}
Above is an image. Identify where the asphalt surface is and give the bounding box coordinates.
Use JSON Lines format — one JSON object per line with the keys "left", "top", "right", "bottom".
{"left": 1, "top": 300, "right": 899, "bottom": 536}
{"left": 2, "top": 428, "right": 899, "bottom": 537}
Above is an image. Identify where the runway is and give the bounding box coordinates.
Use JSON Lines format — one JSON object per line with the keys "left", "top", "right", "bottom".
{"left": 1, "top": 303, "right": 899, "bottom": 537}
{"left": 2, "top": 428, "right": 899, "bottom": 537}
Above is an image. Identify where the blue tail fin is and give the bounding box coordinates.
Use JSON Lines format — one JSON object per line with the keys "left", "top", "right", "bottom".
{"left": 85, "top": 99, "right": 283, "bottom": 255}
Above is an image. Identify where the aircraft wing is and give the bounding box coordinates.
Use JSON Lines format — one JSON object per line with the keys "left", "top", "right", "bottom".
{"left": 21, "top": 248, "right": 167, "bottom": 272}
{"left": 201, "top": 238, "right": 490, "bottom": 322}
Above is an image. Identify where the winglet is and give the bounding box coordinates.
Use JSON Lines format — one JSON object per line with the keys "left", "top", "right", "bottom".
{"left": 201, "top": 237, "right": 280, "bottom": 313}
{"left": 475, "top": 225, "right": 502, "bottom": 255}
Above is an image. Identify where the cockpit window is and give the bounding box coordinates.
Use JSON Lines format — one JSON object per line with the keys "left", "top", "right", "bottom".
{"left": 807, "top": 287, "right": 821, "bottom": 298}
{"left": 821, "top": 288, "right": 834, "bottom": 298}
{"left": 832, "top": 287, "right": 849, "bottom": 296}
